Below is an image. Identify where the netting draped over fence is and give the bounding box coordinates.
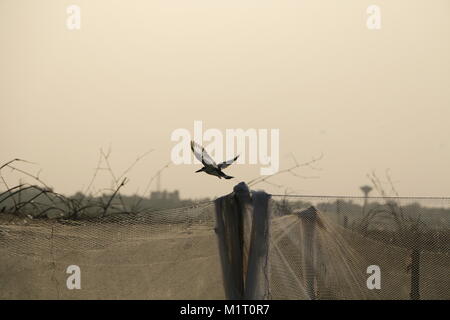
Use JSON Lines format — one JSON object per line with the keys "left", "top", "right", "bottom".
{"left": 1, "top": 184, "right": 449, "bottom": 299}
{"left": 0, "top": 202, "right": 223, "bottom": 299}
{"left": 215, "top": 188, "right": 450, "bottom": 300}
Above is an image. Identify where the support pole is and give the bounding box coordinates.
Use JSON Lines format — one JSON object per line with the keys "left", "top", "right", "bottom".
{"left": 214, "top": 193, "right": 244, "bottom": 299}
{"left": 410, "top": 225, "right": 421, "bottom": 300}
{"left": 214, "top": 182, "right": 250, "bottom": 299}
{"left": 215, "top": 182, "right": 273, "bottom": 300}
{"left": 298, "top": 206, "right": 318, "bottom": 300}
{"left": 244, "top": 191, "right": 271, "bottom": 300}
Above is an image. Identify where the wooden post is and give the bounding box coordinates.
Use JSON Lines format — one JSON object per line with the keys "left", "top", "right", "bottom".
{"left": 214, "top": 182, "right": 252, "bottom": 299}
{"left": 343, "top": 215, "right": 348, "bottom": 229}
{"left": 298, "top": 206, "right": 318, "bottom": 300}
{"left": 233, "top": 182, "right": 252, "bottom": 285}
{"left": 410, "top": 225, "right": 421, "bottom": 300}
{"left": 215, "top": 182, "right": 273, "bottom": 300}
{"left": 214, "top": 192, "right": 245, "bottom": 299}
{"left": 336, "top": 199, "right": 341, "bottom": 221}
{"left": 214, "top": 182, "right": 273, "bottom": 300}
{"left": 244, "top": 191, "right": 271, "bottom": 300}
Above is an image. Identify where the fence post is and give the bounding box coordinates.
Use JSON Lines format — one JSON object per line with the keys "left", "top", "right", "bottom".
{"left": 410, "top": 225, "right": 421, "bottom": 300}
{"left": 244, "top": 191, "right": 271, "bottom": 300}
{"left": 298, "top": 206, "right": 318, "bottom": 300}
{"left": 214, "top": 192, "right": 245, "bottom": 299}
{"left": 214, "top": 182, "right": 252, "bottom": 299}
{"left": 215, "top": 182, "right": 273, "bottom": 300}
{"left": 336, "top": 199, "right": 341, "bottom": 222}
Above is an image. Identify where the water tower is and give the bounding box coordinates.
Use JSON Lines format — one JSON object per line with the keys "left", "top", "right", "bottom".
{"left": 360, "top": 185, "right": 373, "bottom": 214}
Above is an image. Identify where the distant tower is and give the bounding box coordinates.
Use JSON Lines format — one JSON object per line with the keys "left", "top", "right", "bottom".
{"left": 360, "top": 185, "right": 373, "bottom": 214}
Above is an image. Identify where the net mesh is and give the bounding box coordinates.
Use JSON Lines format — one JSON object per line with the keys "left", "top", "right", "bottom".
{"left": 1, "top": 192, "right": 449, "bottom": 300}
{"left": 268, "top": 195, "right": 450, "bottom": 300}
{"left": 0, "top": 202, "right": 224, "bottom": 299}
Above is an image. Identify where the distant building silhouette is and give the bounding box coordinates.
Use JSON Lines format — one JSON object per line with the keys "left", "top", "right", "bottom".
{"left": 150, "top": 190, "right": 180, "bottom": 202}
{"left": 150, "top": 170, "right": 180, "bottom": 202}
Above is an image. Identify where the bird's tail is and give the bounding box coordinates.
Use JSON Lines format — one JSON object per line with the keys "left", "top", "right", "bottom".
{"left": 223, "top": 175, "right": 233, "bottom": 179}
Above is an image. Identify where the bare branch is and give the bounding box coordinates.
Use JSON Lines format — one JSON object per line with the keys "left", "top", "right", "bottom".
{"left": 248, "top": 153, "right": 323, "bottom": 187}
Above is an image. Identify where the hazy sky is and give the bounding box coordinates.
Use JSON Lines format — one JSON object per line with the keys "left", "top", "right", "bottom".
{"left": 1, "top": 0, "right": 449, "bottom": 199}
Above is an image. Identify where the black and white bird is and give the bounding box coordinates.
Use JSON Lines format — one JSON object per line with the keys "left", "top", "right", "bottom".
{"left": 190, "top": 141, "right": 239, "bottom": 179}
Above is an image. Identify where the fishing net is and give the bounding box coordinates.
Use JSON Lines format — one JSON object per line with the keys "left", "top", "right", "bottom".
{"left": 0, "top": 201, "right": 224, "bottom": 299}
{"left": 268, "top": 195, "right": 450, "bottom": 300}
{"left": 214, "top": 188, "right": 450, "bottom": 300}
{"left": 1, "top": 187, "right": 449, "bottom": 300}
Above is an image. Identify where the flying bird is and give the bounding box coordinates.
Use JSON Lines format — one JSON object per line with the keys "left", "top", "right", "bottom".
{"left": 190, "top": 141, "right": 239, "bottom": 179}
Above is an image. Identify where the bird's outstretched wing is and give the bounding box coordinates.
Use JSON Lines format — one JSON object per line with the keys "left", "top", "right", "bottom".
{"left": 218, "top": 155, "right": 239, "bottom": 169}
{"left": 191, "top": 141, "right": 217, "bottom": 168}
